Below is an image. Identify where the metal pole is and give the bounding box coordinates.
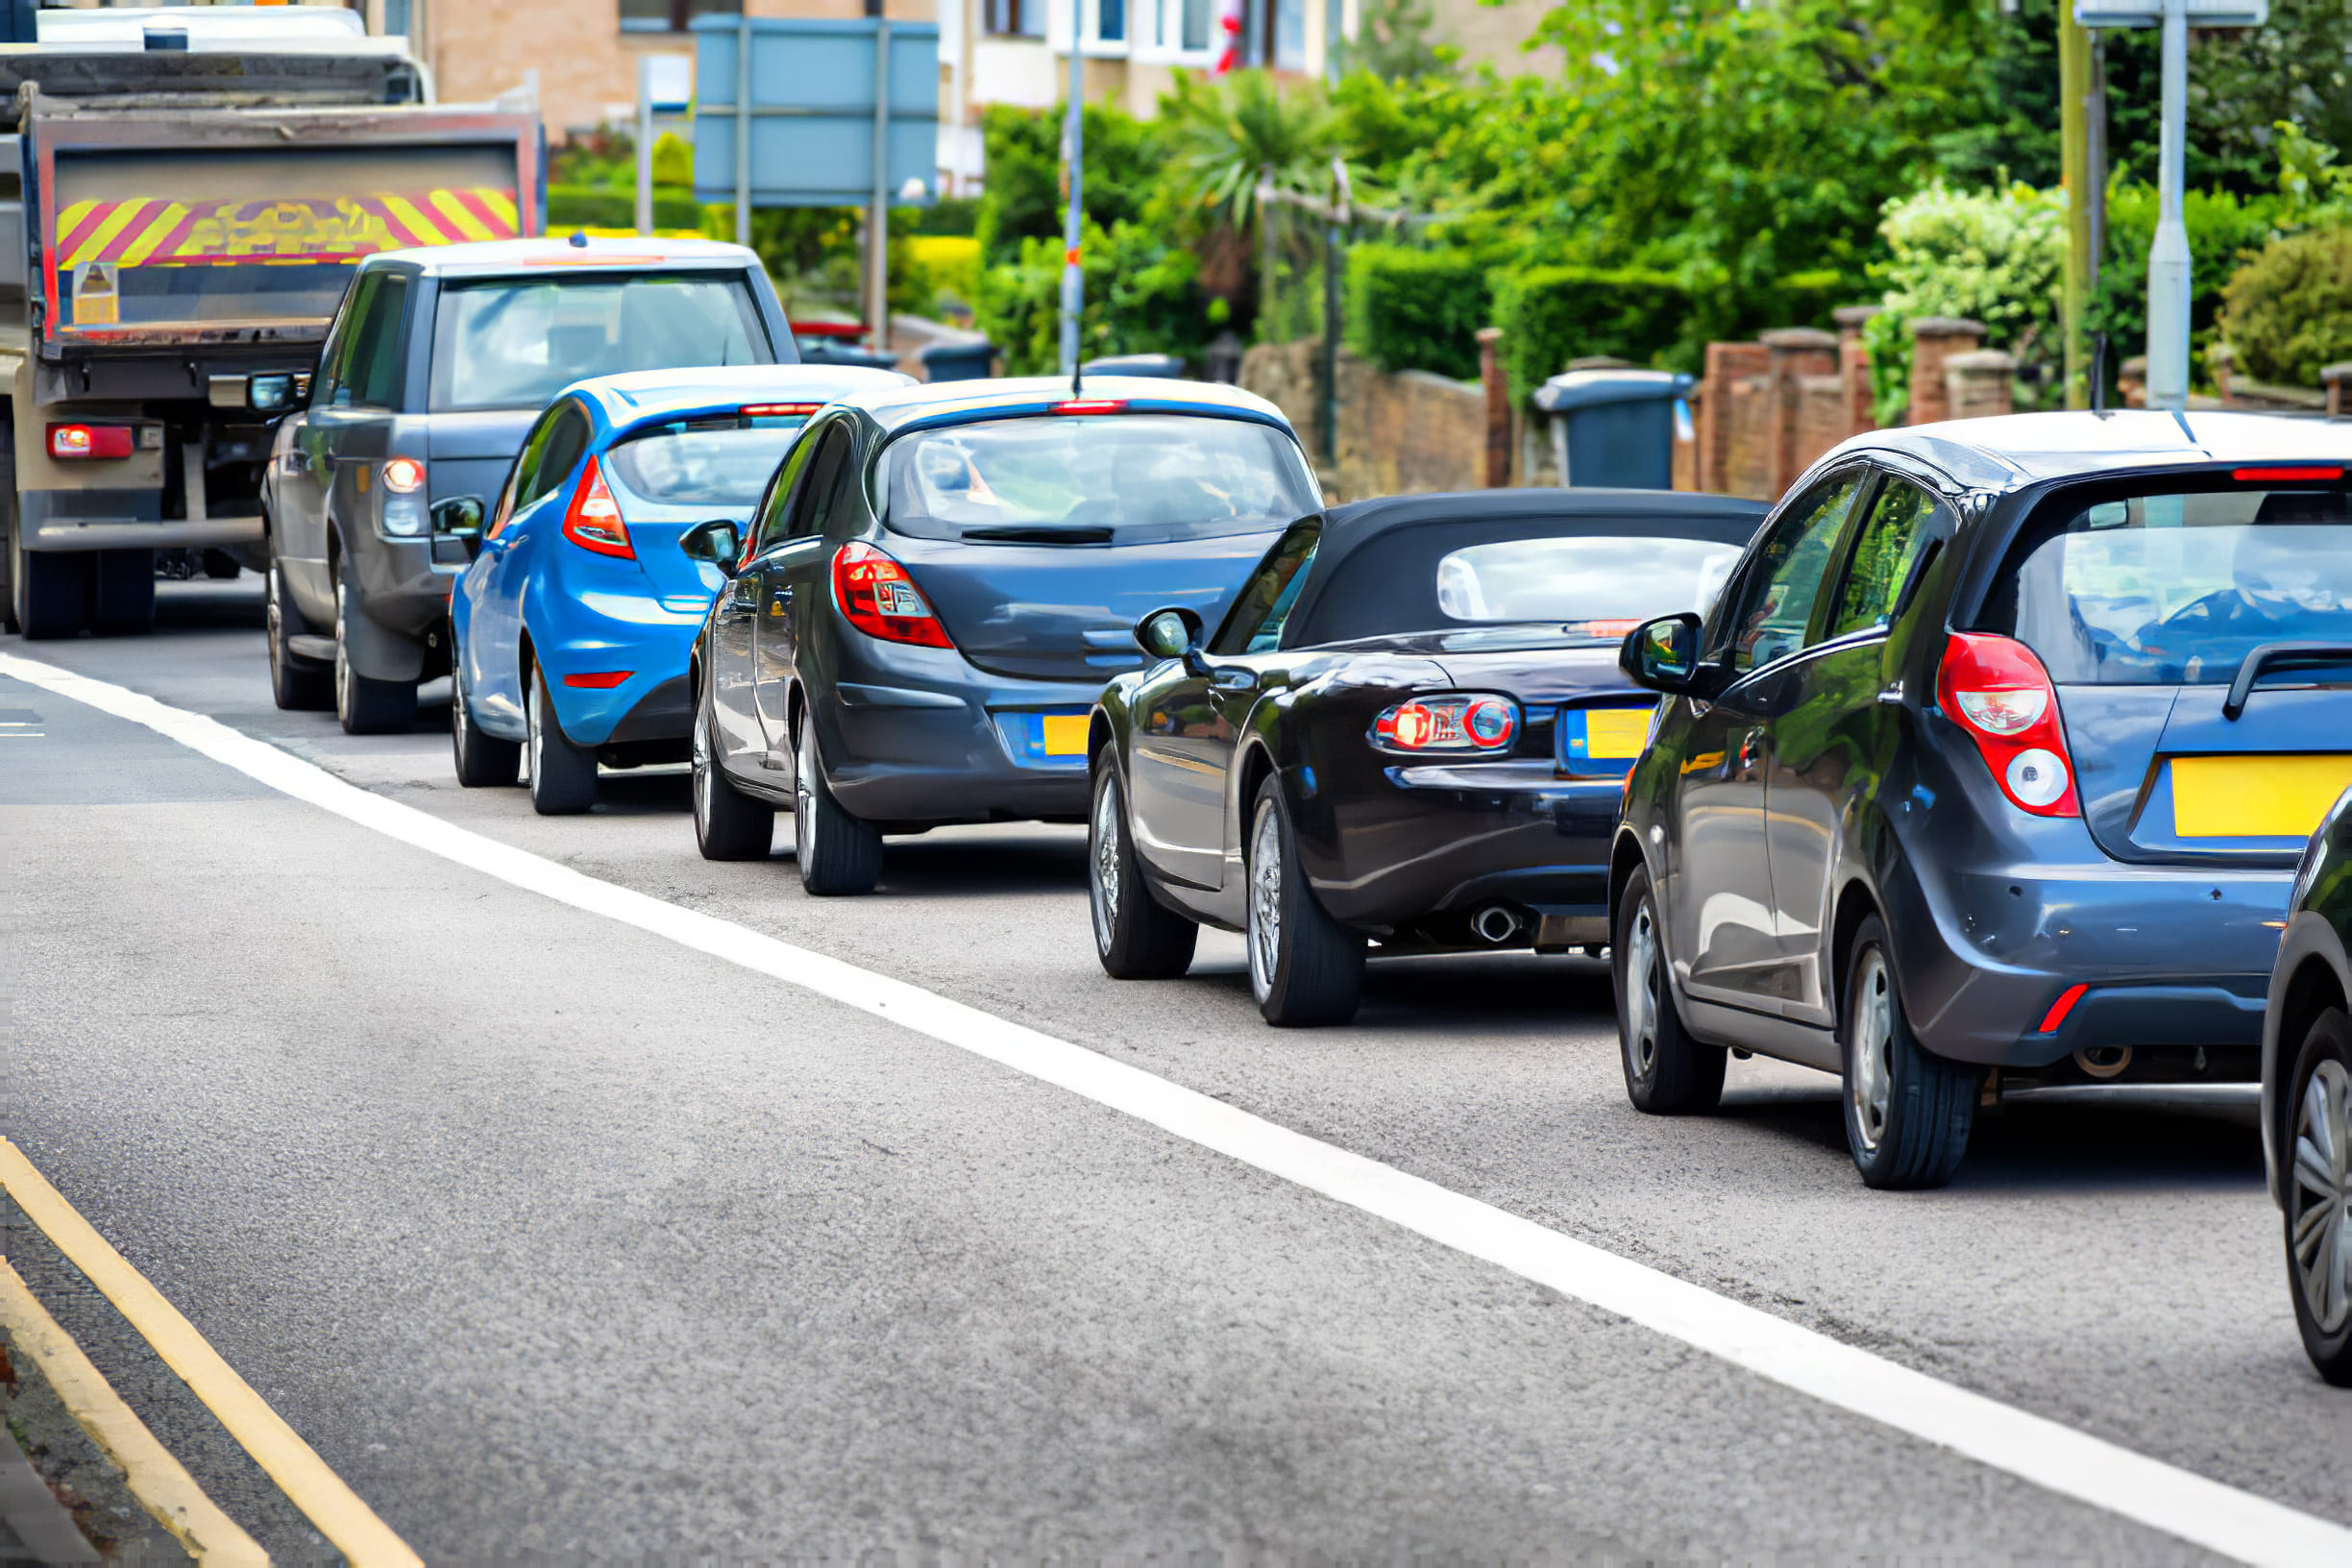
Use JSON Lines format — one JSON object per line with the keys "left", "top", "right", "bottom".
{"left": 1057, "top": 0, "right": 1085, "bottom": 378}
{"left": 732, "top": 13, "right": 752, "bottom": 248}
{"left": 2144, "top": 0, "right": 2191, "bottom": 411}
{"left": 635, "top": 57, "right": 655, "bottom": 238}
{"left": 870, "top": 19, "right": 893, "bottom": 355}
{"left": 2059, "top": 11, "right": 2090, "bottom": 406}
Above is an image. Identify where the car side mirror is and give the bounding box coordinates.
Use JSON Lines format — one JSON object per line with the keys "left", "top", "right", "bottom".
{"left": 1621, "top": 612, "right": 1707, "bottom": 696}
{"left": 681, "top": 518, "right": 742, "bottom": 578}
{"left": 431, "top": 495, "right": 486, "bottom": 560}
{"left": 1135, "top": 604, "right": 1208, "bottom": 674}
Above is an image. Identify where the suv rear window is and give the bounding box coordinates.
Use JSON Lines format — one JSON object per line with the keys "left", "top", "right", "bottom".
{"left": 429, "top": 273, "right": 769, "bottom": 412}
{"left": 602, "top": 412, "right": 812, "bottom": 508}
{"left": 1988, "top": 480, "right": 2352, "bottom": 684}
{"left": 878, "top": 413, "right": 1318, "bottom": 545}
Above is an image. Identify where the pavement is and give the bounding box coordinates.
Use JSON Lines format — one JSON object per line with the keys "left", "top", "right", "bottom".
{"left": 0, "top": 576, "right": 2341, "bottom": 1560}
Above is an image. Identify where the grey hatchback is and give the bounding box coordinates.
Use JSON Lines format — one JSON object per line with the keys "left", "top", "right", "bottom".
{"left": 263, "top": 236, "right": 792, "bottom": 733}
{"left": 1615, "top": 411, "right": 2352, "bottom": 1188}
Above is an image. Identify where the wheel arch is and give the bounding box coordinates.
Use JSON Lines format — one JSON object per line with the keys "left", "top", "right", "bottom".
{"left": 1607, "top": 827, "right": 1650, "bottom": 928}
{"left": 1234, "top": 736, "right": 1280, "bottom": 853}
{"left": 1829, "top": 877, "right": 1886, "bottom": 1025}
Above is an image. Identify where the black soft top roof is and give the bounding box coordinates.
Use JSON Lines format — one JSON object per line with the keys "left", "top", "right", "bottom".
{"left": 1283, "top": 487, "right": 1768, "bottom": 648}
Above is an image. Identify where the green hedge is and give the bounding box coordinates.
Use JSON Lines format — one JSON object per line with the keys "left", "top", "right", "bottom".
{"left": 1342, "top": 245, "right": 1491, "bottom": 380}
{"left": 2222, "top": 226, "right": 2352, "bottom": 387}
{"left": 1491, "top": 264, "right": 1691, "bottom": 405}
{"left": 547, "top": 184, "right": 701, "bottom": 233}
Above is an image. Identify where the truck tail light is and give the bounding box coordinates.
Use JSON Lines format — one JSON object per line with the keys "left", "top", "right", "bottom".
{"left": 561, "top": 456, "right": 633, "bottom": 559}
{"left": 831, "top": 542, "right": 952, "bottom": 648}
{"left": 1372, "top": 695, "right": 1518, "bottom": 752}
{"left": 49, "top": 424, "right": 133, "bottom": 460}
{"left": 1936, "top": 631, "right": 2079, "bottom": 817}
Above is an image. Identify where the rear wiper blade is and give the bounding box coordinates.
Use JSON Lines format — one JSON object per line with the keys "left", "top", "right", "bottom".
{"left": 961, "top": 526, "right": 1114, "bottom": 545}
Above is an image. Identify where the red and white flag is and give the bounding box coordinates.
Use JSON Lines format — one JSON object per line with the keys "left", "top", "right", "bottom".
{"left": 1213, "top": 0, "right": 1245, "bottom": 74}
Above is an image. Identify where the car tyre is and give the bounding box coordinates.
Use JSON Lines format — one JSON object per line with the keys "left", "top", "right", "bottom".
{"left": 91, "top": 549, "right": 155, "bottom": 635}
{"left": 527, "top": 665, "right": 599, "bottom": 815}
{"left": 1612, "top": 866, "right": 1727, "bottom": 1114}
{"left": 1841, "top": 914, "right": 1974, "bottom": 1189}
{"left": 2285, "top": 1008, "right": 2352, "bottom": 1384}
{"left": 450, "top": 638, "right": 521, "bottom": 787}
{"left": 267, "top": 562, "right": 332, "bottom": 711}
{"left": 793, "top": 706, "right": 881, "bottom": 895}
{"left": 333, "top": 573, "right": 416, "bottom": 734}
{"left": 1089, "top": 760, "right": 1197, "bottom": 978}
{"left": 1245, "top": 777, "right": 1362, "bottom": 1026}
{"left": 693, "top": 686, "right": 774, "bottom": 860}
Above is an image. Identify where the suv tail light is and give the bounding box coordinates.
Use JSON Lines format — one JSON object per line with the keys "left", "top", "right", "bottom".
{"left": 832, "top": 542, "right": 952, "bottom": 648}
{"left": 1372, "top": 695, "right": 1518, "bottom": 752}
{"left": 561, "top": 456, "right": 633, "bottom": 559}
{"left": 1936, "top": 632, "right": 2079, "bottom": 817}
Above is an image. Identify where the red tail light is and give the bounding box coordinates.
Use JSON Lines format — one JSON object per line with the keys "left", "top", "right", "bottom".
{"left": 380, "top": 455, "right": 426, "bottom": 494}
{"left": 562, "top": 671, "right": 634, "bottom": 689}
{"left": 561, "top": 456, "right": 633, "bottom": 559}
{"left": 1936, "top": 632, "right": 2079, "bottom": 817}
{"left": 832, "top": 542, "right": 952, "bottom": 648}
{"left": 740, "top": 403, "right": 821, "bottom": 418}
{"left": 1372, "top": 695, "right": 1518, "bottom": 752}
{"left": 49, "top": 423, "right": 133, "bottom": 459}
{"left": 1051, "top": 399, "right": 1128, "bottom": 415}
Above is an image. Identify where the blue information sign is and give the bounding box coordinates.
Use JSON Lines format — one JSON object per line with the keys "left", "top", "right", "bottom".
{"left": 690, "top": 16, "right": 940, "bottom": 209}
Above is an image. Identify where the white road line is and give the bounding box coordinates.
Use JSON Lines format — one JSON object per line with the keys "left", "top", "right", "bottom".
{"left": 4, "top": 649, "right": 2342, "bottom": 1567}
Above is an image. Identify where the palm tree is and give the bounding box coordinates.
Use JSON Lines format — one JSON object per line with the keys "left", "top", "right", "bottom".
{"left": 1162, "top": 68, "right": 1337, "bottom": 244}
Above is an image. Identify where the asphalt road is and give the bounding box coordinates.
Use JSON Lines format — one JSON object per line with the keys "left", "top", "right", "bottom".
{"left": 0, "top": 577, "right": 2341, "bottom": 1560}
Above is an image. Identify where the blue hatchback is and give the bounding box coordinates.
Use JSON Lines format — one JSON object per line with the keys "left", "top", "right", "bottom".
{"left": 449, "top": 363, "right": 912, "bottom": 812}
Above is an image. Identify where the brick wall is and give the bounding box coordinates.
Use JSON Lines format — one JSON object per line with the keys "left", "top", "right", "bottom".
{"left": 1242, "top": 338, "right": 1499, "bottom": 502}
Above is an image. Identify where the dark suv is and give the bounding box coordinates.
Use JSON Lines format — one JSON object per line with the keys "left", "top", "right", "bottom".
{"left": 262, "top": 236, "right": 793, "bottom": 733}
{"left": 1614, "top": 411, "right": 2352, "bottom": 1188}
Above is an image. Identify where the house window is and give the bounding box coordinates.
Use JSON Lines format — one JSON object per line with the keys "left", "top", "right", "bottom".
{"left": 1179, "top": 0, "right": 1209, "bottom": 50}
{"left": 985, "top": 0, "right": 1049, "bottom": 37}
{"left": 1098, "top": 0, "right": 1126, "bottom": 42}
{"left": 620, "top": 0, "right": 743, "bottom": 34}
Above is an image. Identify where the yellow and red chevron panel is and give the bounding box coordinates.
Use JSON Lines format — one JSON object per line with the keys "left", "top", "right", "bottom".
{"left": 54, "top": 186, "right": 522, "bottom": 269}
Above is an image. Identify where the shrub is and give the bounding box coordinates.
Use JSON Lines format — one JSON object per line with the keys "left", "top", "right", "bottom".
{"left": 1863, "top": 181, "right": 2064, "bottom": 425}
{"left": 2221, "top": 226, "right": 2352, "bottom": 387}
{"left": 1489, "top": 265, "right": 1690, "bottom": 404}
{"left": 973, "top": 103, "right": 1164, "bottom": 269}
{"left": 903, "top": 234, "right": 982, "bottom": 315}
{"left": 548, "top": 184, "right": 700, "bottom": 233}
{"left": 972, "top": 219, "right": 1205, "bottom": 375}
{"left": 1343, "top": 245, "right": 1488, "bottom": 379}
{"left": 2087, "top": 183, "right": 2276, "bottom": 397}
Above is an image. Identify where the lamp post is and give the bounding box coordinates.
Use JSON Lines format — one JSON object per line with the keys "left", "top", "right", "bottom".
{"left": 2073, "top": 0, "right": 2266, "bottom": 412}
{"left": 1058, "top": 0, "right": 1085, "bottom": 378}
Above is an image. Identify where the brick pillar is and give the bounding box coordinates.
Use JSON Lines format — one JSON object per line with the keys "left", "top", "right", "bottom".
{"left": 1834, "top": 305, "right": 1879, "bottom": 436}
{"left": 1699, "top": 341, "right": 1770, "bottom": 495}
{"left": 1943, "top": 349, "right": 2017, "bottom": 421}
{"left": 1907, "top": 317, "right": 1985, "bottom": 426}
{"left": 2119, "top": 355, "right": 2147, "bottom": 409}
{"left": 1762, "top": 327, "right": 1838, "bottom": 499}
{"left": 2326, "top": 362, "right": 2352, "bottom": 417}
{"left": 1476, "top": 327, "right": 1509, "bottom": 489}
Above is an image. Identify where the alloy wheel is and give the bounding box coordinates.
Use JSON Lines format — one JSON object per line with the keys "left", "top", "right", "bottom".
{"left": 1090, "top": 776, "right": 1122, "bottom": 951}
{"left": 332, "top": 581, "right": 353, "bottom": 723}
{"left": 2292, "top": 1058, "right": 2352, "bottom": 1334}
{"left": 527, "top": 674, "right": 546, "bottom": 785}
{"left": 1625, "top": 899, "right": 1662, "bottom": 1077}
{"left": 1247, "top": 800, "right": 1283, "bottom": 997}
{"left": 794, "top": 713, "right": 814, "bottom": 858}
{"left": 1850, "top": 947, "right": 1896, "bottom": 1154}
{"left": 692, "top": 703, "right": 715, "bottom": 834}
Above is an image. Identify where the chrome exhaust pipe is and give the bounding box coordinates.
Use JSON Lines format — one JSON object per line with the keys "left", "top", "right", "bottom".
{"left": 2073, "top": 1044, "right": 2132, "bottom": 1081}
{"left": 1471, "top": 904, "right": 1522, "bottom": 944}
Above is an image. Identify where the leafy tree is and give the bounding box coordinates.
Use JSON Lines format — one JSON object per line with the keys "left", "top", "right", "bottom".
{"left": 972, "top": 102, "right": 1165, "bottom": 269}
{"left": 1862, "top": 182, "right": 2067, "bottom": 423}
{"left": 1333, "top": 0, "right": 1456, "bottom": 84}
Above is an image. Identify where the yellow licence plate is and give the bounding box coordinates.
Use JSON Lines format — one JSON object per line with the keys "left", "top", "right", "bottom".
{"left": 1585, "top": 708, "right": 1653, "bottom": 760}
{"left": 2171, "top": 754, "right": 2352, "bottom": 838}
{"left": 1041, "top": 715, "right": 1090, "bottom": 756}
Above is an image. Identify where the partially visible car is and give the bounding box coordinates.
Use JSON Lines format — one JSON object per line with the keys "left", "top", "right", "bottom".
{"left": 447, "top": 363, "right": 912, "bottom": 814}
{"left": 684, "top": 377, "right": 1317, "bottom": 894}
{"left": 2262, "top": 789, "right": 2352, "bottom": 1384}
{"left": 262, "top": 235, "right": 795, "bottom": 734}
{"left": 1086, "top": 489, "right": 1765, "bottom": 1025}
{"left": 1616, "top": 411, "right": 2352, "bottom": 1190}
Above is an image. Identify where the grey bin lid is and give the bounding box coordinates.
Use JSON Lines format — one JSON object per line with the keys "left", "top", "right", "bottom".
{"left": 1533, "top": 368, "right": 1694, "bottom": 413}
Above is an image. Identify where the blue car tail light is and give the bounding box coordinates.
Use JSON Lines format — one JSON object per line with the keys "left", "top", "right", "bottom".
{"left": 561, "top": 456, "right": 634, "bottom": 560}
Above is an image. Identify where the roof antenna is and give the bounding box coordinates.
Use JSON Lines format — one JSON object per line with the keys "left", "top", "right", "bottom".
{"left": 2090, "top": 331, "right": 2108, "bottom": 418}
{"left": 1071, "top": 352, "right": 1083, "bottom": 400}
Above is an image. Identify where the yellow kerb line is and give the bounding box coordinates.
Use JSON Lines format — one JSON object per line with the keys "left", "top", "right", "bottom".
{"left": 0, "top": 1139, "right": 421, "bottom": 1568}
{"left": 0, "top": 1260, "right": 266, "bottom": 1564}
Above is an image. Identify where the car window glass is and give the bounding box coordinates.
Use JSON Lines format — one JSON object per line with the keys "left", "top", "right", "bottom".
{"left": 429, "top": 274, "right": 769, "bottom": 413}
{"left": 489, "top": 408, "right": 560, "bottom": 539}
{"left": 793, "top": 427, "right": 851, "bottom": 539}
{"left": 1213, "top": 518, "right": 1322, "bottom": 654}
{"left": 1725, "top": 473, "right": 1867, "bottom": 673}
{"left": 338, "top": 274, "right": 410, "bottom": 408}
{"left": 310, "top": 273, "right": 374, "bottom": 408}
{"left": 521, "top": 404, "right": 591, "bottom": 510}
{"left": 1826, "top": 478, "right": 1952, "bottom": 639}
{"left": 753, "top": 429, "right": 823, "bottom": 553}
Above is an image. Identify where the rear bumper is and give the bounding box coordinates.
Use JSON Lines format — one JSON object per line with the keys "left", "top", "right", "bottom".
{"left": 20, "top": 487, "right": 263, "bottom": 552}
{"left": 1312, "top": 759, "right": 1623, "bottom": 939}
{"left": 537, "top": 605, "right": 704, "bottom": 747}
{"left": 1894, "top": 855, "right": 2290, "bottom": 1071}
{"left": 818, "top": 638, "right": 1101, "bottom": 826}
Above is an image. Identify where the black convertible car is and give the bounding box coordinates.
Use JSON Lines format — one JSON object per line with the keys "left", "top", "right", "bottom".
{"left": 1086, "top": 489, "right": 1767, "bottom": 1024}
